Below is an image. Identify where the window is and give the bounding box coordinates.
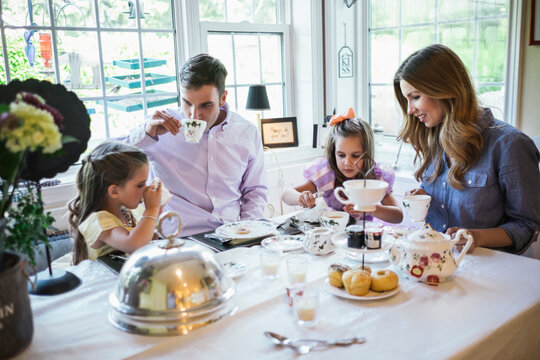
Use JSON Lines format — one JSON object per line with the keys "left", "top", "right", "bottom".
{"left": 0, "top": 0, "right": 179, "bottom": 149}
{"left": 367, "top": 0, "right": 512, "bottom": 136}
{"left": 198, "top": 0, "right": 291, "bottom": 125}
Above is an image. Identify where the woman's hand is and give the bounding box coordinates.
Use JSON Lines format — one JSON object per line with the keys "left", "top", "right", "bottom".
{"left": 446, "top": 227, "right": 476, "bottom": 253}
{"left": 143, "top": 181, "right": 162, "bottom": 215}
{"left": 405, "top": 188, "right": 428, "bottom": 196}
{"left": 298, "top": 191, "right": 316, "bottom": 208}
{"left": 145, "top": 110, "right": 182, "bottom": 137}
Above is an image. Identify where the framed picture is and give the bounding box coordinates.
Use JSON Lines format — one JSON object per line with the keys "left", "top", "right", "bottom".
{"left": 260, "top": 117, "right": 298, "bottom": 148}
{"left": 531, "top": 0, "right": 540, "bottom": 45}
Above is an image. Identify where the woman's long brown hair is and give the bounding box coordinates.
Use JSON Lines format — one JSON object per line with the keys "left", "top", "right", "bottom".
{"left": 393, "top": 44, "right": 483, "bottom": 189}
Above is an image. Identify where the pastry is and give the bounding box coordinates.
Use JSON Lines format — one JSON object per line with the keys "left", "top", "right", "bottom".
{"left": 328, "top": 264, "right": 351, "bottom": 288}
{"left": 353, "top": 265, "right": 371, "bottom": 274}
{"left": 370, "top": 269, "right": 399, "bottom": 292}
{"left": 342, "top": 269, "right": 371, "bottom": 296}
{"left": 235, "top": 227, "right": 251, "bottom": 235}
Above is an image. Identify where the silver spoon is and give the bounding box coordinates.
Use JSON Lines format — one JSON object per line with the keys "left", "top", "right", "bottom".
{"left": 264, "top": 331, "right": 322, "bottom": 355}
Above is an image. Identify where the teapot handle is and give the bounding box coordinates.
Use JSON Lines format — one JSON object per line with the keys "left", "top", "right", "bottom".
{"left": 333, "top": 187, "right": 350, "bottom": 205}
{"left": 454, "top": 229, "right": 473, "bottom": 266}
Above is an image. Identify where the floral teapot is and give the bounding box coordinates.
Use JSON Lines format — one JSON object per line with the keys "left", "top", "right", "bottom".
{"left": 303, "top": 227, "right": 335, "bottom": 255}
{"left": 389, "top": 223, "right": 473, "bottom": 285}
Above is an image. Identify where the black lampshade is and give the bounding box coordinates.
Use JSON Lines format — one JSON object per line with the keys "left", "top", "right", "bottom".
{"left": 246, "top": 85, "right": 270, "bottom": 110}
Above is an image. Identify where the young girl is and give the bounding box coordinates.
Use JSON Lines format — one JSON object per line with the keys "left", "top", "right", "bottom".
{"left": 68, "top": 141, "right": 162, "bottom": 265}
{"left": 282, "top": 108, "right": 403, "bottom": 224}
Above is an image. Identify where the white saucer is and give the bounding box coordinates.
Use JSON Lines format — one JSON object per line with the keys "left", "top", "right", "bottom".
{"left": 221, "top": 261, "right": 247, "bottom": 279}
{"left": 261, "top": 235, "right": 304, "bottom": 252}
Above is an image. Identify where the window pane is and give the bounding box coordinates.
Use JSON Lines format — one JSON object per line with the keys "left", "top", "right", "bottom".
{"left": 200, "top": 0, "right": 226, "bottom": 22}
{"left": 86, "top": 105, "right": 107, "bottom": 141}
{"left": 370, "top": 29, "right": 399, "bottom": 84}
{"left": 107, "top": 101, "right": 145, "bottom": 138}
{"left": 402, "top": 0, "right": 435, "bottom": 26}
{"left": 227, "top": 0, "right": 252, "bottom": 23}
{"left": 235, "top": 85, "right": 249, "bottom": 119}
{"left": 56, "top": 31, "right": 101, "bottom": 98}
{"left": 1, "top": 0, "right": 51, "bottom": 27}
{"left": 141, "top": 0, "right": 173, "bottom": 29}
{"left": 438, "top": 0, "right": 474, "bottom": 21}
{"left": 264, "top": 84, "right": 284, "bottom": 118}
{"left": 141, "top": 32, "right": 178, "bottom": 93}
{"left": 101, "top": 32, "right": 140, "bottom": 97}
{"left": 234, "top": 34, "right": 261, "bottom": 85}
{"left": 227, "top": 86, "right": 239, "bottom": 111}
{"left": 478, "top": 19, "right": 508, "bottom": 83}
{"left": 260, "top": 34, "right": 282, "bottom": 83}
{"left": 439, "top": 23, "right": 475, "bottom": 72}
{"left": 53, "top": 0, "right": 96, "bottom": 27}
{"left": 98, "top": 0, "right": 136, "bottom": 28}
{"left": 370, "top": 0, "right": 399, "bottom": 28}
{"left": 402, "top": 26, "right": 435, "bottom": 60}
{"left": 1, "top": 29, "right": 53, "bottom": 83}
{"left": 208, "top": 33, "right": 235, "bottom": 86}
{"left": 254, "top": 0, "right": 277, "bottom": 24}
{"left": 371, "top": 85, "right": 402, "bottom": 136}
{"left": 478, "top": 0, "right": 508, "bottom": 17}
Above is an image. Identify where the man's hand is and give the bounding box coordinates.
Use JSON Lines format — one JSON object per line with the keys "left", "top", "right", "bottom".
{"left": 145, "top": 110, "right": 182, "bottom": 137}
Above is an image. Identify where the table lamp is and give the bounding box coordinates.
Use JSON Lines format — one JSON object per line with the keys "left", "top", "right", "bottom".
{"left": 246, "top": 84, "right": 270, "bottom": 130}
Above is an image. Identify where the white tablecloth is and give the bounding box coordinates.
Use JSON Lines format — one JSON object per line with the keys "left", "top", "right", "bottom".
{"left": 14, "top": 243, "right": 540, "bottom": 360}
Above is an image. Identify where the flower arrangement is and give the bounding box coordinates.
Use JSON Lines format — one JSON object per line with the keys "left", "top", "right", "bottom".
{"left": 0, "top": 79, "right": 91, "bottom": 271}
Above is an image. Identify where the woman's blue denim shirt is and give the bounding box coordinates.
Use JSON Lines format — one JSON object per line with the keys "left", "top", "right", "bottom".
{"left": 422, "top": 109, "right": 540, "bottom": 253}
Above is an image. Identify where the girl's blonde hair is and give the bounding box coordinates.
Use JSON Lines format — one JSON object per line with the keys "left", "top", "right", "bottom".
{"left": 325, "top": 117, "right": 376, "bottom": 186}
{"left": 68, "top": 141, "right": 148, "bottom": 265}
{"left": 393, "top": 44, "right": 483, "bottom": 189}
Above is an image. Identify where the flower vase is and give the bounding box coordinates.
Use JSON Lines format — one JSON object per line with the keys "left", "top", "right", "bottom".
{"left": 0, "top": 218, "right": 34, "bottom": 359}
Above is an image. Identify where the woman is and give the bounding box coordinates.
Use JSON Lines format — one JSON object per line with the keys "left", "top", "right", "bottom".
{"left": 394, "top": 44, "right": 540, "bottom": 254}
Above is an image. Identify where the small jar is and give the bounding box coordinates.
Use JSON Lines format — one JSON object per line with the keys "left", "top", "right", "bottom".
{"left": 346, "top": 225, "right": 365, "bottom": 249}
{"left": 365, "top": 223, "right": 383, "bottom": 249}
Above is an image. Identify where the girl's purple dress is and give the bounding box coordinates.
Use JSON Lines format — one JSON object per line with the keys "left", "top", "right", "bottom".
{"left": 303, "top": 158, "right": 395, "bottom": 221}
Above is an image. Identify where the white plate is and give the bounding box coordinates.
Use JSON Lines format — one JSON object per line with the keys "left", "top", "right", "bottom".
{"left": 332, "top": 232, "right": 392, "bottom": 254}
{"left": 261, "top": 235, "right": 305, "bottom": 252}
{"left": 222, "top": 261, "right": 247, "bottom": 279}
{"left": 215, "top": 220, "right": 276, "bottom": 240}
{"left": 323, "top": 279, "right": 400, "bottom": 300}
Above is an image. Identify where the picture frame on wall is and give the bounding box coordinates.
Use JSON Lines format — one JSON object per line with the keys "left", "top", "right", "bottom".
{"left": 530, "top": 0, "right": 540, "bottom": 45}
{"left": 261, "top": 117, "right": 298, "bottom": 148}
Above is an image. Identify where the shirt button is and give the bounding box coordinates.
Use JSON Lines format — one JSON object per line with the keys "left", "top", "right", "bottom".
{"left": 210, "top": 156, "right": 214, "bottom": 161}
{"left": 443, "top": 181, "right": 446, "bottom": 186}
{"left": 212, "top": 197, "right": 216, "bottom": 202}
{"left": 441, "top": 204, "right": 445, "bottom": 209}
{"left": 443, "top": 224, "right": 447, "bottom": 229}
{"left": 468, "top": 180, "right": 472, "bottom": 184}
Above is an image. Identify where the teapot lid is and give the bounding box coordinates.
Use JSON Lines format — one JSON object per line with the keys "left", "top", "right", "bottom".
{"left": 407, "top": 223, "right": 448, "bottom": 243}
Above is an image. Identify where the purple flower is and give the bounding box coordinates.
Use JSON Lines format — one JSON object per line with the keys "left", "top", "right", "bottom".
{"left": 419, "top": 256, "right": 429, "bottom": 267}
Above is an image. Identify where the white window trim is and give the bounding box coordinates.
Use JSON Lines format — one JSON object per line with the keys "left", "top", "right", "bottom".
{"left": 199, "top": 22, "right": 293, "bottom": 117}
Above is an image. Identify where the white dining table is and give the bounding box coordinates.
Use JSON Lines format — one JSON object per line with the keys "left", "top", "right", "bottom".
{"left": 13, "top": 231, "right": 540, "bottom": 360}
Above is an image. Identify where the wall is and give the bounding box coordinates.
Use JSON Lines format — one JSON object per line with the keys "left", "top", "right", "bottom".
{"left": 519, "top": 0, "right": 540, "bottom": 138}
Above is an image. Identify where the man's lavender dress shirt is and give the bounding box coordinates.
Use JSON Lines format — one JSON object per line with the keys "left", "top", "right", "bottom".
{"left": 118, "top": 103, "right": 267, "bottom": 236}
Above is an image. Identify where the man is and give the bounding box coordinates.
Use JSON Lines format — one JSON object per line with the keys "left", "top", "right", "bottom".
{"left": 119, "top": 54, "right": 267, "bottom": 236}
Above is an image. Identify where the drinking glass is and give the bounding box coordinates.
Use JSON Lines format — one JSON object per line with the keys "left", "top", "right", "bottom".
{"left": 293, "top": 287, "right": 319, "bottom": 327}
{"left": 286, "top": 255, "right": 308, "bottom": 284}
{"left": 260, "top": 248, "right": 282, "bottom": 280}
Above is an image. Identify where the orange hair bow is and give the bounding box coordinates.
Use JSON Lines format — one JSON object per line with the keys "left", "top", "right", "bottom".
{"left": 329, "top": 108, "right": 356, "bottom": 126}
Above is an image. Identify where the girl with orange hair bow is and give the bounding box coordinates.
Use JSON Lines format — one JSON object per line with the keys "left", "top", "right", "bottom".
{"left": 282, "top": 108, "right": 403, "bottom": 224}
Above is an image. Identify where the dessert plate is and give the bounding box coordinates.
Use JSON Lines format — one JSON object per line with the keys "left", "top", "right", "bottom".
{"left": 323, "top": 279, "right": 400, "bottom": 301}
{"left": 261, "top": 235, "right": 305, "bottom": 252}
{"left": 215, "top": 220, "right": 276, "bottom": 240}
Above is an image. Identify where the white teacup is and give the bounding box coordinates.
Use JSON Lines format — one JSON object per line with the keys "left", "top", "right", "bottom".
{"left": 319, "top": 211, "right": 349, "bottom": 234}
{"left": 402, "top": 194, "right": 432, "bottom": 222}
{"left": 181, "top": 118, "right": 206, "bottom": 143}
{"left": 334, "top": 179, "right": 388, "bottom": 212}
